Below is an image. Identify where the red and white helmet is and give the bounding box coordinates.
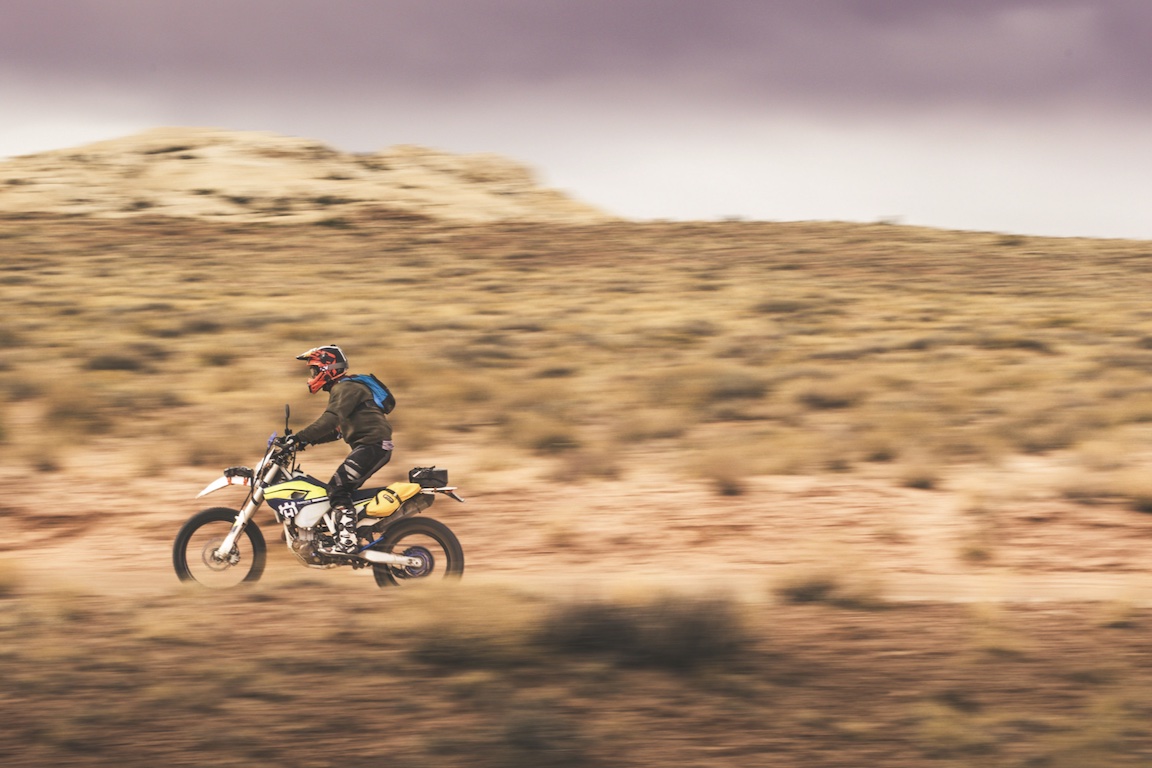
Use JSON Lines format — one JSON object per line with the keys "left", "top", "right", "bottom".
{"left": 296, "top": 345, "right": 349, "bottom": 394}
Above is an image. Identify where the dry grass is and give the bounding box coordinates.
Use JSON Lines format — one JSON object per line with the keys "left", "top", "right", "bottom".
{"left": 2, "top": 583, "right": 1152, "bottom": 766}
{"left": 4, "top": 214, "right": 1152, "bottom": 498}
{"left": 9, "top": 213, "right": 1152, "bottom": 765}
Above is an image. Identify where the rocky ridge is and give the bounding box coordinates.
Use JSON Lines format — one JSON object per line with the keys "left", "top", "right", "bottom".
{"left": 0, "top": 126, "right": 614, "bottom": 224}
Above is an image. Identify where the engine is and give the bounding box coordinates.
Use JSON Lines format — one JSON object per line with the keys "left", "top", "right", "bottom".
{"left": 287, "top": 526, "right": 340, "bottom": 568}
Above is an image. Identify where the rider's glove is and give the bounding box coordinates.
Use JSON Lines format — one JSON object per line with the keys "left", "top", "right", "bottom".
{"left": 282, "top": 435, "right": 307, "bottom": 452}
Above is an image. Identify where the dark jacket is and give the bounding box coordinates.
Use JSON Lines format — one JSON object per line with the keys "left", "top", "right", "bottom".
{"left": 295, "top": 377, "right": 392, "bottom": 447}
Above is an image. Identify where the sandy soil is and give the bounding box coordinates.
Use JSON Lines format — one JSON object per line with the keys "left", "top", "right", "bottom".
{"left": 8, "top": 437, "right": 1152, "bottom": 606}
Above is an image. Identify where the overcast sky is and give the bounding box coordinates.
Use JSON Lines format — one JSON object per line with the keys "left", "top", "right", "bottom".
{"left": 2, "top": 0, "right": 1150, "bottom": 238}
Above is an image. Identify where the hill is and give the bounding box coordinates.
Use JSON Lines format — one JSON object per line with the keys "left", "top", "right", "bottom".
{"left": 0, "top": 127, "right": 614, "bottom": 224}
{"left": 3, "top": 183, "right": 1152, "bottom": 765}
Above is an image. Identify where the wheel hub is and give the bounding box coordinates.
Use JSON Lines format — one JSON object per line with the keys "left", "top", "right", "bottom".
{"left": 398, "top": 545, "right": 434, "bottom": 578}
{"left": 201, "top": 537, "right": 239, "bottom": 571}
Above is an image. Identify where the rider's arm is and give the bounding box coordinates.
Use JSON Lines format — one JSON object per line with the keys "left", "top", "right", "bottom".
{"left": 294, "top": 381, "right": 370, "bottom": 445}
{"left": 295, "top": 411, "right": 339, "bottom": 445}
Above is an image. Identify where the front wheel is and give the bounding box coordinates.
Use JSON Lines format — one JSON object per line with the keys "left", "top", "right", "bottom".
{"left": 372, "top": 517, "right": 464, "bottom": 588}
{"left": 173, "top": 507, "right": 267, "bottom": 588}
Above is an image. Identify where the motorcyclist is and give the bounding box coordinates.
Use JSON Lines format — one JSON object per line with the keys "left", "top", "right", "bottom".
{"left": 284, "top": 345, "right": 393, "bottom": 556}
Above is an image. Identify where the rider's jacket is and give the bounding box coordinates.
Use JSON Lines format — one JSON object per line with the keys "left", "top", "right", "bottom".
{"left": 295, "top": 377, "right": 392, "bottom": 448}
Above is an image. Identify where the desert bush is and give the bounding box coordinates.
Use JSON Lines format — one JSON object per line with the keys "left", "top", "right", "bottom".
{"left": 994, "top": 407, "right": 1105, "bottom": 454}
{"left": 140, "top": 314, "right": 224, "bottom": 338}
{"left": 613, "top": 408, "right": 688, "bottom": 444}
{"left": 42, "top": 382, "right": 116, "bottom": 435}
{"left": 753, "top": 299, "right": 809, "bottom": 315}
{"left": 0, "top": 324, "right": 23, "bottom": 347}
{"left": 548, "top": 444, "right": 620, "bottom": 482}
{"left": 505, "top": 412, "right": 580, "bottom": 455}
{"left": 85, "top": 349, "right": 149, "bottom": 371}
{"left": 691, "top": 442, "right": 754, "bottom": 495}
{"left": 704, "top": 369, "right": 770, "bottom": 402}
{"left": 409, "top": 586, "right": 542, "bottom": 668}
{"left": 643, "top": 364, "right": 768, "bottom": 411}
{"left": 537, "top": 593, "right": 752, "bottom": 669}
{"left": 427, "top": 703, "right": 596, "bottom": 768}
{"left": 28, "top": 441, "right": 62, "bottom": 472}
{"left": 751, "top": 430, "right": 823, "bottom": 475}
{"left": 1059, "top": 470, "right": 1152, "bottom": 512}
{"left": 792, "top": 378, "right": 867, "bottom": 410}
{"left": 773, "top": 568, "right": 887, "bottom": 609}
{"left": 912, "top": 702, "right": 1000, "bottom": 757}
{"left": 899, "top": 459, "right": 941, "bottom": 490}
{"left": 975, "top": 334, "right": 1055, "bottom": 354}
{"left": 185, "top": 434, "right": 247, "bottom": 468}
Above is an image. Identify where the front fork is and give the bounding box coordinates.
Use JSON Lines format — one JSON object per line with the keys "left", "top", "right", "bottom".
{"left": 214, "top": 462, "right": 280, "bottom": 562}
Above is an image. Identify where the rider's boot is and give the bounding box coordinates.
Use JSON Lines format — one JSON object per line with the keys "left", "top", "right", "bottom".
{"left": 321, "top": 506, "right": 360, "bottom": 557}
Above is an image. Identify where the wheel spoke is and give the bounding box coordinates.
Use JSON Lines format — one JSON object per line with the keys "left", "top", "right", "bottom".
{"left": 173, "top": 508, "right": 267, "bottom": 588}
{"left": 372, "top": 518, "right": 463, "bottom": 588}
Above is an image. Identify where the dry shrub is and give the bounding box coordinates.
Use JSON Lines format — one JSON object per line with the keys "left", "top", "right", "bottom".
{"left": 537, "top": 592, "right": 752, "bottom": 670}
{"left": 548, "top": 444, "right": 620, "bottom": 482}
{"left": 993, "top": 398, "right": 1111, "bottom": 455}
{"left": 1059, "top": 469, "right": 1152, "bottom": 512}
{"left": 426, "top": 373, "right": 496, "bottom": 411}
{"left": 1000, "top": 418, "right": 1083, "bottom": 454}
{"left": 613, "top": 408, "right": 688, "bottom": 444}
{"left": 911, "top": 701, "right": 999, "bottom": 758}
{"left": 504, "top": 412, "right": 580, "bottom": 455}
{"left": 638, "top": 319, "right": 720, "bottom": 345}
{"left": 42, "top": 381, "right": 116, "bottom": 436}
{"left": 407, "top": 585, "right": 545, "bottom": 668}
{"left": 788, "top": 376, "right": 868, "bottom": 411}
{"left": 643, "top": 364, "right": 768, "bottom": 410}
{"left": 139, "top": 313, "right": 226, "bottom": 339}
{"left": 975, "top": 333, "right": 1055, "bottom": 354}
{"left": 690, "top": 442, "right": 755, "bottom": 496}
{"left": 426, "top": 702, "right": 597, "bottom": 768}
{"left": 1074, "top": 437, "right": 1136, "bottom": 472}
{"left": 409, "top": 586, "right": 753, "bottom": 672}
{"left": 1104, "top": 392, "right": 1152, "bottom": 425}
{"left": 27, "top": 438, "right": 63, "bottom": 472}
{"left": 854, "top": 429, "right": 901, "bottom": 463}
{"left": 965, "top": 603, "right": 1033, "bottom": 659}
{"left": 702, "top": 369, "right": 771, "bottom": 405}
{"left": 752, "top": 431, "right": 824, "bottom": 476}
{"left": 899, "top": 458, "right": 942, "bottom": 490}
{"left": 773, "top": 567, "right": 887, "bottom": 610}
{"left": 185, "top": 432, "right": 250, "bottom": 468}
{"left": 1097, "top": 600, "right": 1141, "bottom": 629}
{"left": 753, "top": 298, "right": 810, "bottom": 315}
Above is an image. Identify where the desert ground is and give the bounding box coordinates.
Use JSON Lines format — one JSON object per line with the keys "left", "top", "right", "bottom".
{"left": 5, "top": 134, "right": 1152, "bottom": 765}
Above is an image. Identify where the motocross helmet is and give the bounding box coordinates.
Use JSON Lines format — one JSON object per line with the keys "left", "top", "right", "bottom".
{"left": 296, "top": 345, "right": 349, "bottom": 394}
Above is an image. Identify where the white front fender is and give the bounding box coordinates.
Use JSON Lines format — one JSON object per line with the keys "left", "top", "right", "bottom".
{"left": 196, "top": 474, "right": 251, "bottom": 498}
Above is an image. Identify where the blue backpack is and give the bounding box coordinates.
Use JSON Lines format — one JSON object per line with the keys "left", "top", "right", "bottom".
{"left": 346, "top": 374, "right": 396, "bottom": 414}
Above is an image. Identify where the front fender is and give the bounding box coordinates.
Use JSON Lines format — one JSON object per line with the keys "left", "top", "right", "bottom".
{"left": 196, "top": 474, "right": 251, "bottom": 498}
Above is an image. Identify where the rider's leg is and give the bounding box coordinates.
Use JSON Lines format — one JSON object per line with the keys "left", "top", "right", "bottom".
{"left": 323, "top": 442, "right": 393, "bottom": 555}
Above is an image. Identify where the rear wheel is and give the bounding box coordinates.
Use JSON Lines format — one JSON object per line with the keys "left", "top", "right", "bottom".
{"left": 372, "top": 517, "right": 464, "bottom": 588}
{"left": 173, "top": 507, "right": 267, "bottom": 588}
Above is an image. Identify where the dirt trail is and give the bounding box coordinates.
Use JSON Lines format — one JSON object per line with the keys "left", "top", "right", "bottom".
{"left": 13, "top": 457, "right": 1152, "bottom": 606}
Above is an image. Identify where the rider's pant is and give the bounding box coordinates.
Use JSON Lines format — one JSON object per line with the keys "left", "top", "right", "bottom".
{"left": 327, "top": 440, "right": 393, "bottom": 510}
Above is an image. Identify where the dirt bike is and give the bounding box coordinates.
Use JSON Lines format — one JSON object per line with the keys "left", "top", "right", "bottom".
{"left": 172, "top": 408, "right": 464, "bottom": 589}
